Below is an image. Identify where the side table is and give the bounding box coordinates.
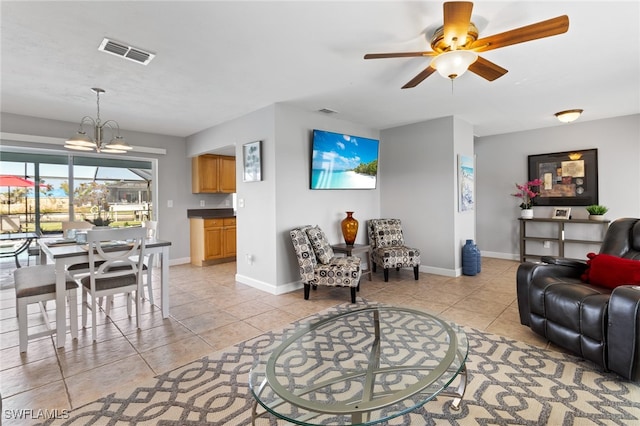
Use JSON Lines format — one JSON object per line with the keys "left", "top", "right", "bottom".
{"left": 331, "top": 243, "right": 372, "bottom": 281}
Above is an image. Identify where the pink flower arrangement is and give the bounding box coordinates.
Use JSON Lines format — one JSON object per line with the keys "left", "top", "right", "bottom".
{"left": 512, "top": 179, "right": 543, "bottom": 209}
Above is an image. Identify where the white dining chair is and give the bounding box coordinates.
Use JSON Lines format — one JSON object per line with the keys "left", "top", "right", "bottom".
{"left": 140, "top": 220, "right": 158, "bottom": 304}
{"left": 102, "top": 221, "right": 157, "bottom": 311}
{"left": 64, "top": 220, "right": 98, "bottom": 276}
{"left": 14, "top": 264, "right": 78, "bottom": 352}
{"left": 77, "top": 226, "right": 146, "bottom": 341}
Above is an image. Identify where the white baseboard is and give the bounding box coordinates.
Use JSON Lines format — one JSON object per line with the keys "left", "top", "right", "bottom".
{"left": 168, "top": 257, "right": 191, "bottom": 266}
{"left": 481, "top": 251, "right": 520, "bottom": 261}
{"left": 419, "top": 265, "right": 459, "bottom": 277}
{"left": 235, "top": 273, "right": 302, "bottom": 295}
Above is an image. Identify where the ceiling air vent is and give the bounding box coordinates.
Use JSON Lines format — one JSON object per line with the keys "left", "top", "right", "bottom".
{"left": 98, "top": 38, "right": 155, "bottom": 65}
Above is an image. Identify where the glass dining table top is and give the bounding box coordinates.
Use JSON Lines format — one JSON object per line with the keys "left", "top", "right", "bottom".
{"left": 249, "top": 305, "right": 468, "bottom": 425}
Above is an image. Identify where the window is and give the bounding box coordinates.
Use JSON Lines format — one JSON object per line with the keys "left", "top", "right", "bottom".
{"left": 0, "top": 151, "right": 153, "bottom": 234}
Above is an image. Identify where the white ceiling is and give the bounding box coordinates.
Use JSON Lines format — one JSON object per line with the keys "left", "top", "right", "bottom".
{"left": 1, "top": 1, "right": 638, "bottom": 139}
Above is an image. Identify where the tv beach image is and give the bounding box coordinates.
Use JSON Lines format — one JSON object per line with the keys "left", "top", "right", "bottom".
{"left": 311, "top": 130, "right": 379, "bottom": 189}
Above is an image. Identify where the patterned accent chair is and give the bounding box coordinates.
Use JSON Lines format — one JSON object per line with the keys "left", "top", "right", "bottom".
{"left": 290, "top": 226, "right": 362, "bottom": 303}
{"left": 368, "top": 219, "right": 421, "bottom": 282}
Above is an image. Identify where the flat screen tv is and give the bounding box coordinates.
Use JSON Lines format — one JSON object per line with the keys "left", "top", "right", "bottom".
{"left": 311, "top": 129, "right": 379, "bottom": 189}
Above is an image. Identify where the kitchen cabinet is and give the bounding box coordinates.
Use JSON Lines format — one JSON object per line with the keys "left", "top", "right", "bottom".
{"left": 190, "top": 217, "right": 236, "bottom": 266}
{"left": 192, "top": 154, "right": 236, "bottom": 193}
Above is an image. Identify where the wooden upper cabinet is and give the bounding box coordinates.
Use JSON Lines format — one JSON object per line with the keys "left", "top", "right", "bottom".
{"left": 218, "top": 156, "right": 236, "bottom": 193}
{"left": 192, "top": 154, "right": 236, "bottom": 193}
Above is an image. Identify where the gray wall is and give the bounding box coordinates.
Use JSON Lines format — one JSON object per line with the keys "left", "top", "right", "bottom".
{"left": 1, "top": 112, "right": 203, "bottom": 263}
{"left": 188, "top": 105, "right": 278, "bottom": 290}
{"left": 3, "top": 109, "right": 638, "bottom": 287}
{"left": 187, "top": 103, "right": 381, "bottom": 294}
{"left": 380, "top": 116, "right": 475, "bottom": 276}
{"left": 475, "top": 114, "right": 640, "bottom": 259}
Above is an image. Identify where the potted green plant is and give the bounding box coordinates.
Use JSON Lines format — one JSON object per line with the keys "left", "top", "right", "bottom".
{"left": 586, "top": 205, "right": 608, "bottom": 221}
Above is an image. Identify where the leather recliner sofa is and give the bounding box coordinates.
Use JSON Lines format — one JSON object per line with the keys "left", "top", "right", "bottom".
{"left": 516, "top": 217, "right": 640, "bottom": 382}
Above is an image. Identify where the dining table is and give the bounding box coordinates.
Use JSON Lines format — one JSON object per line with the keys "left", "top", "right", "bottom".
{"left": 39, "top": 236, "right": 172, "bottom": 348}
{"left": 0, "top": 232, "right": 39, "bottom": 268}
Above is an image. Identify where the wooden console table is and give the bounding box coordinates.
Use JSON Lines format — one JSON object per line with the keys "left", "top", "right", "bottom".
{"left": 519, "top": 218, "right": 610, "bottom": 262}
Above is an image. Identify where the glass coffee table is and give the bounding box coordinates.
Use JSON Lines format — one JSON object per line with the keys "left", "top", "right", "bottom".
{"left": 249, "top": 305, "right": 468, "bottom": 425}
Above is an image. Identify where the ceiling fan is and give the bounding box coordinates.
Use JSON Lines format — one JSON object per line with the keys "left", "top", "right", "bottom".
{"left": 364, "top": 1, "right": 569, "bottom": 88}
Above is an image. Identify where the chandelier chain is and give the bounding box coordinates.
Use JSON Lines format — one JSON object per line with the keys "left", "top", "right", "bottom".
{"left": 96, "top": 90, "right": 100, "bottom": 123}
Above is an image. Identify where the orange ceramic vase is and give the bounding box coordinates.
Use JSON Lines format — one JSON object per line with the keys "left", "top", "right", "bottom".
{"left": 341, "top": 211, "right": 359, "bottom": 245}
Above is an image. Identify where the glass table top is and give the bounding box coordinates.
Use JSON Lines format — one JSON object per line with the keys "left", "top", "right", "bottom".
{"left": 249, "top": 305, "right": 468, "bottom": 425}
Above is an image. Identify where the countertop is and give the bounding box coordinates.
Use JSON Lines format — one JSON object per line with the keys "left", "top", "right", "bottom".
{"left": 187, "top": 208, "right": 235, "bottom": 219}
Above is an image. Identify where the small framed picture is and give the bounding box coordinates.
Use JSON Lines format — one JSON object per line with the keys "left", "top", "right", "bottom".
{"left": 242, "top": 141, "right": 262, "bottom": 182}
{"left": 552, "top": 207, "right": 571, "bottom": 219}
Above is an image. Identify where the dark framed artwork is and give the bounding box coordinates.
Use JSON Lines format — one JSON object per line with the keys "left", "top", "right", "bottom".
{"left": 242, "top": 141, "right": 262, "bottom": 182}
{"left": 528, "top": 149, "right": 598, "bottom": 206}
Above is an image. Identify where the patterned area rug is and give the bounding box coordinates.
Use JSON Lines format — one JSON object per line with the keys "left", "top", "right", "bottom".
{"left": 41, "top": 303, "right": 640, "bottom": 425}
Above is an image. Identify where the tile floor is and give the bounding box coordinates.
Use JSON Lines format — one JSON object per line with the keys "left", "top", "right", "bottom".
{"left": 0, "top": 256, "right": 551, "bottom": 424}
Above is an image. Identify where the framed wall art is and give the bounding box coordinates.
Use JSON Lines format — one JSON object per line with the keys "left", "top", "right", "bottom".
{"left": 528, "top": 149, "right": 598, "bottom": 206}
{"left": 458, "top": 154, "right": 475, "bottom": 212}
{"left": 242, "top": 141, "right": 262, "bottom": 182}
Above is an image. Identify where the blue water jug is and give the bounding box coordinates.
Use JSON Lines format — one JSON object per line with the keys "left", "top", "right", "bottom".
{"left": 462, "top": 239, "right": 479, "bottom": 276}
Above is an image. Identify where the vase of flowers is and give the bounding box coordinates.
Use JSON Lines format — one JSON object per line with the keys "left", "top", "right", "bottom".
{"left": 512, "top": 179, "right": 543, "bottom": 219}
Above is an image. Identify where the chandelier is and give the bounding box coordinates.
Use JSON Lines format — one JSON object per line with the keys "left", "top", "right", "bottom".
{"left": 65, "top": 88, "right": 132, "bottom": 154}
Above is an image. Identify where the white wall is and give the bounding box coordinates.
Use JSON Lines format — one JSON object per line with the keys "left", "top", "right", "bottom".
{"left": 475, "top": 114, "right": 640, "bottom": 259}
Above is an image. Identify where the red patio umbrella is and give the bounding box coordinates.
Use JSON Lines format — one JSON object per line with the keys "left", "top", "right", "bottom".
{"left": 0, "top": 175, "right": 44, "bottom": 215}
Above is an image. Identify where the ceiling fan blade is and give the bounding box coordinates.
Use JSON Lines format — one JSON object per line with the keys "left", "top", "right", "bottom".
{"left": 471, "top": 15, "right": 569, "bottom": 52}
{"left": 468, "top": 56, "right": 508, "bottom": 81}
{"left": 402, "top": 66, "right": 437, "bottom": 89}
{"left": 364, "top": 51, "right": 436, "bottom": 59}
{"left": 443, "top": 1, "right": 474, "bottom": 47}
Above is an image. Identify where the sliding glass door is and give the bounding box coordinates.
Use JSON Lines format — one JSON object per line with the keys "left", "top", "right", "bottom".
{"left": 0, "top": 151, "right": 153, "bottom": 234}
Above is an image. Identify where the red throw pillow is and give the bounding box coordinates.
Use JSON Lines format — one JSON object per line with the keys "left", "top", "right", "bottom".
{"left": 581, "top": 252, "right": 640, "bottom": 289}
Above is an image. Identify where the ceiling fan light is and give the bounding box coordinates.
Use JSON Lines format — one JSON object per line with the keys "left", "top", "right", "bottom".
{"left": 430, "top": 50, "right": 478, "bottom": 80}
{"left": 555, "top": 109, "right": 583, "bottom": 123}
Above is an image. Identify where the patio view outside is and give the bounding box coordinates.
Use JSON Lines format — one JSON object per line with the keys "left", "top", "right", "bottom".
{"left": 0, "top": 151, "right": 153, "bottom": 235}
